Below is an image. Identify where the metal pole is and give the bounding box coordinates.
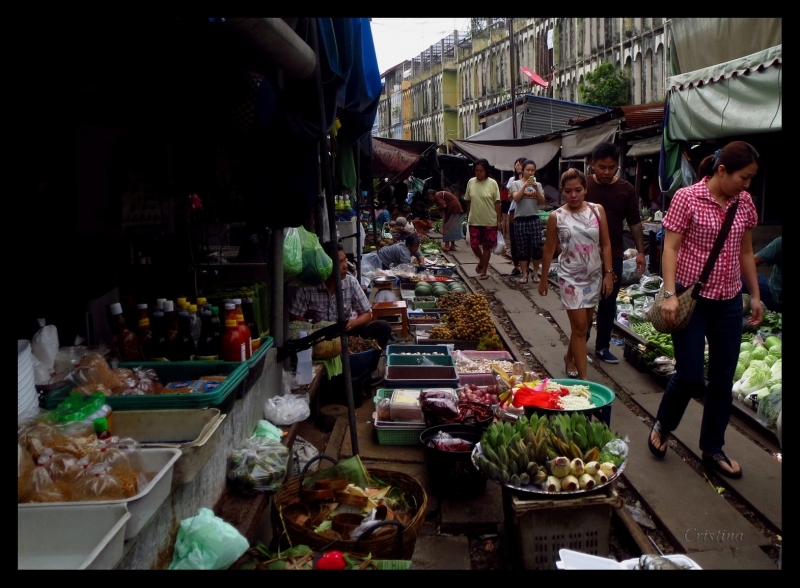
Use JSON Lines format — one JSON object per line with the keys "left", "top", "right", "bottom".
{"left": 508, "top": 18, "right": 517, "bottom": 139}
{"left": 269, "top": 228, "right": 287, "bottom": 368}
{"left": 310, "top": 17, "right": 359, "bottom": 456}
{"left": 355, "top": 141, "right": 362, "bottom": 283}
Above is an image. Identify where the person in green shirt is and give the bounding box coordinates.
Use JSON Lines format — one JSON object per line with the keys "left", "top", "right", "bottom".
{"left": 464, "top": 158, "right": 502, "bottom": 280}
{"left": 742, "top": 236, "right": 781, "bottom": 312}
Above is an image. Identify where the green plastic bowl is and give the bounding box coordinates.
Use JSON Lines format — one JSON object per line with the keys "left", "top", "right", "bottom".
{"left": 521, "top": 378, "right": 615, "bottom": 419}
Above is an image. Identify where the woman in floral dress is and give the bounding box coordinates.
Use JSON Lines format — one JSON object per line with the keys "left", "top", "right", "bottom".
{"left": 538, "top": 168, "right": 614, "bottom": 379}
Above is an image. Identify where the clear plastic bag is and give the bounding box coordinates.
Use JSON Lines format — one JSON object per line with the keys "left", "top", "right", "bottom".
{"left": 18, "top": 444, "right": 36, "bottom": 503}
{"left": 494, "top": 232, "right": 506, "bottom": 255}
{"left": 756, "top": 389, "right": 781, "bottom": 430}
{"left": 264, "top": 393, "right": 310, "bottom": 426}
{"left": 227, "top": 437, "right": 290, "bottom": 493}
{"left": 74, "top": 467, "right": 127, "bottom": 501}
{"left": 420, "top": 389, "right": 459, "bottom": 419}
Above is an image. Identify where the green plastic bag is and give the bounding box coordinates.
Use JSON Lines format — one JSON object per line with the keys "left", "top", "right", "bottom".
{"left": 252, "top": 419, "right": 282, "bottom": 442}
{"left": 169, "top": 508, "right": 249, "bottom": 570}
{"left": 284, "top": 228, "right": 303, "bottom": 278}
{"left": 294, "top": 227, "right": 333, "bottom": 286}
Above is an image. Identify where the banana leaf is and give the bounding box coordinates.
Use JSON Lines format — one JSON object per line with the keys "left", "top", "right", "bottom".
{"left": 301, "top": 454, "right": 371, "bottom": 489}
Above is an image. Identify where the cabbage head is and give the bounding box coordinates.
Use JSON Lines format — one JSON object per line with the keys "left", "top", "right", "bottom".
{"left": 740, "top": 366, "right": 772, "bottom": 394}
{"left": 748, "top": 360, "right": 769, "bottom": 372}
{"left": 771, "top": 359, "right": 782, "bottom": 378}
{"left": 733, "top": 361, "right": 747, "bottom": 381}
{"left": 740, "top": 341, "right": 755, "bottom": 353}
{"left": 750, "top": 346, "right": 769, "bottom": 361}
{"left": 769, "top": 346, "right": 781, "bottom": 359}
{"left": 763, "top": 355, "right": 777, "bottom": 368}
{"left": 764, "top": 336, "right": 782, "bottom": 350}
{"left": 738, "top": 351, "right": 753, "bottom": 365}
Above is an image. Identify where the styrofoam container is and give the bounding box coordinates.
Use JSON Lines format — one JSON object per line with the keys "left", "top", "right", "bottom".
{"left": 19, "top": 448, "right": 181, "bottom": 540}
{"left": 559, "top": 549, "right": 703, "bottom": 570}
{"left": 111, "top": 409, "right": 226, "bottom": 485}
{"left": 19, "top": 504, "right": 130, "bottom": 569}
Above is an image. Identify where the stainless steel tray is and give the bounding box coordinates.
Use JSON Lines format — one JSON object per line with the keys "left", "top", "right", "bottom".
{"left": 471, "top": 442, "right": 627, "bottom": 497}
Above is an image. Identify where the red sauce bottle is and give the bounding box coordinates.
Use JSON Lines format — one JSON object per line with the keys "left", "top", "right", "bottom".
{"left": 220, "top": 303, "right": 246, "bottom": 362}
{"left": 232, "top": 298, "right": 252, "bottom": 359}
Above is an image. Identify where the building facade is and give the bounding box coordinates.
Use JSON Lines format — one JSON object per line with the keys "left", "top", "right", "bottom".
{"left": 376, "top": 18, "right": 671, "bottom": 142}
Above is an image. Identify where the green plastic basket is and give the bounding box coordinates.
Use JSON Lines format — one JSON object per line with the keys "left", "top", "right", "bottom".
{"left": 373, "top": 560, "right": 412, "bottom": 570}
{"left": 385, "top": 354, "right": 454, "bottom": 367}
{"left": 238, "top": 336, "right": 274, "bottom": 399}
{"left": 41, "top": 361, "right": 248, "bottom": 411}
{"left": 373, "top": 388, "right": 426, "bottom": 446}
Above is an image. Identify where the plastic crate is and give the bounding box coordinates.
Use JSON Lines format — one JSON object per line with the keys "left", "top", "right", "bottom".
{"left": 623, "top": 340, "right": 648, "bottom": 373}
{"left": 411, "top": 299, "right": 438, "bottom": 310}
{"left": 386, "top": 354, "right": 455, "bottom": 367}
{"left": 505, "top": 487, "right": 617, "bottom": 570}
{"left": 385, "top": 360, "right": 459, "bottom": 387}
{"left": 41, "top": 361, "right": 248, "bottom": 412}
{"left": 373, "top": 389, "right": 426, "bottom": 446}
{"left": 417, "top": 338, "right": 480, "bottom": 350}
{"left": 386, "top": 344, "right": 450, "bottom": 356}
{"left": 238, "top": 336, "right": 274, "bottom": 399}
{"left": 459, "top": 350, "right": 514, "bottom": 361}
{"left": 458, "top": 373, "right": 496, "bottom": 387}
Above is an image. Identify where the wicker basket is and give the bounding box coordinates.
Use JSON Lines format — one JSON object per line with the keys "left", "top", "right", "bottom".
{"left": 273, "top": 468, "right": 428, "bottom": 559}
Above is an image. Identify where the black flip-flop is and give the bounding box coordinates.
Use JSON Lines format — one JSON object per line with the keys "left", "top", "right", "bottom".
{"left": 648, "top": 421, "right": 669, "bottom": 459}
{"left": 702, "top": 452, "right": 743, "bottom": 479}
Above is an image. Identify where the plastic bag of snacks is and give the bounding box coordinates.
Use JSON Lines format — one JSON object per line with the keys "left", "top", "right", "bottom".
{"left": 73, "top": 466, "right": 127, "bottom": 501}
{"left": 18, "top": 444, "right": 36, "bottom": 503}
{"left": 227, "top": 437, "right": 290, "bottom": 494}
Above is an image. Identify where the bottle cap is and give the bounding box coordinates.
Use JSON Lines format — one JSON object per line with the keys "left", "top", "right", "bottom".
{"left": 189, "top": 304, "right": 198, "bottom": 312}
{"left": 164, "top": 301, "right": 174, "bottom": 312}
{"left": 137, "top": 303, "right": 148, "bottom": 310}
{"left": 197, "top": 297, "right": 207, "bottom": 305}
{"left": 211, "top": 306, "right": 219, "bottom": 314}
{"left": 110, "top": 303, "right": 123, "bottom": 315}
{"left": 225, "top": 303, "right": 235, "bottom": 310}
{"left": 244, "top": 297, "right": 253, "bottom": 303}
{"left": 177, "top": 297, "right": 187, "bottom": 305}
{"left": 232, "top": 298, "right": 242, "bottom": 305}
{"left": 94, "top": 418, "right": 109, "bottom": 433}
{"left": 178, "top": 310, "right": 189, "bottom": 316}
{"left": 153, "top": 311, "right": 164, "bottom": 317}
{"left": 156, "top": 298, "right": 167, "bottom": 310}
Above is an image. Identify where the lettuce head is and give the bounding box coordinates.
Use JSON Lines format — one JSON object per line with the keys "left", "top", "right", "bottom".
{"left": 750, "top": 346, "right": 769, "bottom": 361}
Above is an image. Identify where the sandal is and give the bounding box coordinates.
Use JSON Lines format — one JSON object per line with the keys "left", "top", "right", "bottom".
{"left": 702, "top": 452, "right": 743, "bottom": 479}
{"left": 479, "top": 274, "right": 489, "bottom": 280}
{"left": 648, "top": 421, "right": 670, "bottom": 459}
{"left": 519, "top": 277, "right": 528, "bottom": 284}
{"left": 532, "top": 274, "right": 541, "bottom": 283}
{"left": 563, "top": 355, "right": 578, "bottom": 379}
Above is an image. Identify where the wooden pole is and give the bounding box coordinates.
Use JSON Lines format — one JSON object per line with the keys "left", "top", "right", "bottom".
{"left": 508, "top": 18, "right": 517, "bottom": 139}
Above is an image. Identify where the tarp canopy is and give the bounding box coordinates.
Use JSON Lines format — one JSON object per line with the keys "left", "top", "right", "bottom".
{"left": 371, "top": 137, "right": 438, "bottom": 183}
{"left": 466, "top": 113, "right": 523, "bottom": 141}
{"left": 450, "top": 136, "right": 561, "bottom": 172}
{"left": 626, "top": 136, "right": 662, "bottom": 158}
{"left": 670, "top": 18, "right": 781, "bottom": 75}
{"left": 666, "top": 44, "right": 782, "bottom": 142}
{"left": 560, "top": 120, "right": 619, "bottom": 158}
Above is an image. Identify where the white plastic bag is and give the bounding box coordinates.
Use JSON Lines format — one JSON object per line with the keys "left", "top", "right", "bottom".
{"left": 264, "top": 393, "right": 311, "bottom": 425}
{"left": 493, "top": 232, "right": 506, "bottom": 255}
{"left": 31, "top": 320, "right": 59, "bottom": 385}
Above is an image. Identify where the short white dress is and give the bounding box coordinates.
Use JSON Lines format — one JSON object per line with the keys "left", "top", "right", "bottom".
{"left": 554, "top": 203, "right": 603, "bottom": 310}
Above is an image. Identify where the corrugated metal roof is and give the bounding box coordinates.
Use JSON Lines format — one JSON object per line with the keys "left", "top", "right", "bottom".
{"left": 567, "top": 103, "right": 664, "bottom": 130}
{"left": 519, "top": 95, "right": 609, "bottom": 138}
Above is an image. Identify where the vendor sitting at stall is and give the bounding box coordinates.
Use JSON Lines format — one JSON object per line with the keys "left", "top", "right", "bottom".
{"left": 376, "top": 233, "right": 425, "bottom": 270}
{"left": 290, "top": 242, "right": 392, "bottom": 380}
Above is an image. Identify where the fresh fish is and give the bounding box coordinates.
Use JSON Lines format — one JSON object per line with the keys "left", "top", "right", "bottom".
{"left": 637, "top": 555, "right": 693, "bottom": 570}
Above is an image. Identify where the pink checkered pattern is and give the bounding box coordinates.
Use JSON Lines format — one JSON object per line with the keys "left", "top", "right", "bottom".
{"left": 662, "top": 178, "right": 758, "bottom": 300}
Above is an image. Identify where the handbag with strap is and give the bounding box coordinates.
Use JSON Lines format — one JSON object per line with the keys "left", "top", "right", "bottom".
{"left": 647, "top": 201, "right": 739, "bottom": 334}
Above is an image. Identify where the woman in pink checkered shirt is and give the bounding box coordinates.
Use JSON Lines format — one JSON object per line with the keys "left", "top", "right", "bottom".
{"left": 648, "top": 141, "right": 763, "bottom": 480}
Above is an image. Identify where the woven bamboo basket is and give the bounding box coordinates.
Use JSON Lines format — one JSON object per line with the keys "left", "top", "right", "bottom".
{"left": 273, "top": 468, "right": 428, "bottom": 560}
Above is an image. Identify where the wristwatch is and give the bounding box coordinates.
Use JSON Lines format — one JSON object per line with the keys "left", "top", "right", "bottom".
{"left": 663, "top": 291, "right": 676, "bottom": 298}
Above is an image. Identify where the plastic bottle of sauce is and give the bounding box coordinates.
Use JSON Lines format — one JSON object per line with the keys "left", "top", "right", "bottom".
{"left": 195, "top": 309, "right": 219, "bottom": 360}
{"left": 210, "top": 306, "right": 223, "bottom": 344}
{"left": 242, "top": 297, "right": 261, "bottom": 354}
{"left": 221, "top": 303, "right": 246, "bottom": 362}
{"left": 232, "top": 298, "right": 252, "bottom": 359}
{"left": 162, "top": 301, "right": 179, "bottom": 360}
{"left": 136, "top": 303, "right": 155, "bottom": 359}
{"left": 173, "top": 310, "right": 197, "bottom": 360}
{"left": 188, "top": 304, "right": 201, "bottom": 347}
{"left": 149, "top": 310, "right": 169, "bottom": 361}
{"left": 109, "top": 303, "right": 144, "bottom": 362}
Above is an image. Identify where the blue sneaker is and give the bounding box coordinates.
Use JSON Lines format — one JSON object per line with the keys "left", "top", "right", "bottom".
{"left": 594, "top": 348, "right": 619, "bottom": 364}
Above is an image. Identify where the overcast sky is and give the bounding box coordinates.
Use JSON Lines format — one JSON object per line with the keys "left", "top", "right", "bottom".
{"left": 370, "top": 18, "right": 472, "bottom": 75}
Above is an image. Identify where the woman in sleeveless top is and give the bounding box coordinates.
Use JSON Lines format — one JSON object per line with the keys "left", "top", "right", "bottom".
{"left": 539, "top": 168, "right": 614, "bottom": 380}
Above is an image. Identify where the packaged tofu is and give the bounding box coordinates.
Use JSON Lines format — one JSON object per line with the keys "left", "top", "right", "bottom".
{"left": 389, "top": 389, "right": 424, "bottom": 422}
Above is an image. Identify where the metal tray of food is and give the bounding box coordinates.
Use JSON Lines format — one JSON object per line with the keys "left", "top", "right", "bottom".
{"left": 470, "top": 442, "right": 626, "bottom": 497}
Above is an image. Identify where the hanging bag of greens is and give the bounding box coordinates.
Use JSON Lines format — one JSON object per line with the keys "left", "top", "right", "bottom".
{"left": 294, "top": 227, "right": 333, "bottom": 286}
{"left": 283, "top": 228, "right": 303, "bottom": 278}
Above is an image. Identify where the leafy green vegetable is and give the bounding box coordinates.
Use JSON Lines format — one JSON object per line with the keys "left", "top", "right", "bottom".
{"left": 740, "top": 366, "right": 772, "bottom": 394}
{"left": 599, "top": 451, "right": 625, "bottom": 467}
{"left": 740, "top": 341, "right": 755, "bottom": 353}
{"left": 768, "top": 346, "right": 781, "bottom": 359}
{"left": 762, "top": 355, "right": 777, "bottom": 368}
{"left": 750, "top": 346, "right": 769, "bottom": 361}
{"left": 765, "top": 336, "right": 782, "bottom": 350}
{"left": 733, "top": 361, "right": 747, "bottom": 381}
{"left": 738, "top": 351, "right": 753, "bottom": 365}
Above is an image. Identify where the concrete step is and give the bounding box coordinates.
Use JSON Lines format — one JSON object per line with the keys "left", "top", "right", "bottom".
{"left": 634, "top": 393, "right": 782, "bottom": 532}
{"left": 410, "top": 535, "right": 472, "bottom": 569}
{"left": 609, "top": 396, "right": 771, "bottom": 554}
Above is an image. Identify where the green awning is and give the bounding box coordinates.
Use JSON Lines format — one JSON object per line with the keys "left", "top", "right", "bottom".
{"left": 666, "top": 45, "right": 781, "bottom": 142}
